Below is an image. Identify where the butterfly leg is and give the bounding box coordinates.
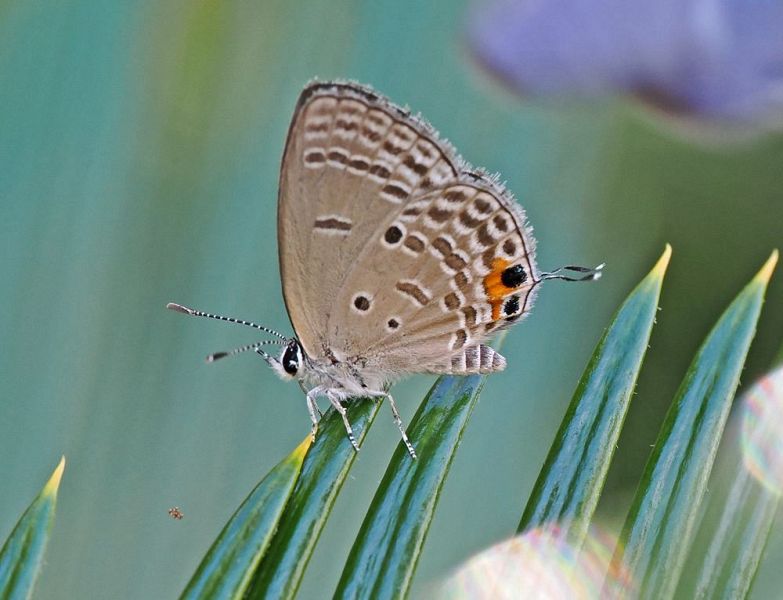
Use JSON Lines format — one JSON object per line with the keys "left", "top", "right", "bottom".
{"left": 305, "top": 387, "right": 323, "bottom": 442}
{"left": 371, "top": 392, "right": 417, "bottom": 459}
{"left": 325, "top": 391, "right": 360, "bottom": 452}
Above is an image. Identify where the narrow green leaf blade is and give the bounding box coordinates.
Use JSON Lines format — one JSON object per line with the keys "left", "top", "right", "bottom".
{"left": 690, "top": 461, "right": 779, "bottom": 599}
{"left": 519, "top": 245, "right": 670, "bottom": 543}
{"left": 334, "top": 372, "right": 489, "bottom": 600}
{"left": 773, "top": 343, "right": 783, "bottom": 371}
{"left": 244, "top": 399, "right": 380, "bottom": 599}
{"left": 610, "top": 250, "right": 778, "bottom": 600}
{"left": 0, "top": 457, "right": 65, "bottom": 600}
{"left": 679, "top": 363, "right": 783, "bottom": 599}
{"left": 180, "top": 437, "right": 311, "bottom": 600}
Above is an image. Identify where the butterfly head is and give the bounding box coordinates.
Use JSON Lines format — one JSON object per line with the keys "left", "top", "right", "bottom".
{"left": 166, "top": 302, "right": 310, "bottom": 380}
{"left": 274, "top": 339, "right": 304, "bottom": 380}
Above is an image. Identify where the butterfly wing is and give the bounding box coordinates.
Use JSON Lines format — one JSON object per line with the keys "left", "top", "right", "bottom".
{"left": 279, "top": 81, "right": 538, "bottom": 376}
{"left": 278, "top": 81, "right": 461, "bottom": 361}
{"left": 328, "top": 178, "right": 538, "bottom": 374}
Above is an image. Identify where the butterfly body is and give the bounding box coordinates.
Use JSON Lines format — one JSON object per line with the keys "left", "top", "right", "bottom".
{"left": 287, "top": 340, "right": 387, "bottom": 397}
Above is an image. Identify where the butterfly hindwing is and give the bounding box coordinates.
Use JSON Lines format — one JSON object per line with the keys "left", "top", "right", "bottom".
{"left": 330, "top": 180, "right": 538, "bottom": 374}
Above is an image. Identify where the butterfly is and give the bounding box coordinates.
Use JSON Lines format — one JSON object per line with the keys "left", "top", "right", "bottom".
{"left": 168, "top": 80, "right": 601, "bottom": 458}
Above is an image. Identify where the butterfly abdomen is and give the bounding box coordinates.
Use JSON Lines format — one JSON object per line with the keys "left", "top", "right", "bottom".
{"left": 424, "top": 344, "right": 506, "bottom": 374}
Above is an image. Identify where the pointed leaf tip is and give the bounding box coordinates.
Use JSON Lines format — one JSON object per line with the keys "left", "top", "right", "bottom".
{"left": 293, "top": 436, "right": 312, "bottom": 461}
{"left": 181, "top": 440, "right": 311, "bottom": 600}
{"left": 754, "top": 249, "right": 778, "bottom": 284}
{"left": 517, "top": 248, "right": 666, "bottom": 540}
{"left": 43, "top": 456, "right": 66, "bottom": 496}
{"left": 611, "top": 250, "right": 773, "bottom": 598}
{"left": 0, "top": 457, "right": 65, "bottom": 599}
{"left": 651, "top": 244, "right": 672, "bottom": 277}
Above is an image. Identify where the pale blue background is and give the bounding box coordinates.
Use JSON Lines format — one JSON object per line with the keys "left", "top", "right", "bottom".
{"left": 1, "top": 1, "right": 782, "bottom": 598}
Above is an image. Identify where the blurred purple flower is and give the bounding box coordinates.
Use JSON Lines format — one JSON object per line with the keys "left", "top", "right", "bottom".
{"left": 468, "top": 0, "right": 783, "bottom": 126}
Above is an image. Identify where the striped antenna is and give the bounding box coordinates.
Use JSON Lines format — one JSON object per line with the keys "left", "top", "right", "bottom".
{"left": 166, "top": 303, "right": 288, "bottom": 340}
{"left": 206, "top": 340, "right": 287, "bottom": 363}
{"left": 539, "top": 263, "right": 604, "bottom": 283}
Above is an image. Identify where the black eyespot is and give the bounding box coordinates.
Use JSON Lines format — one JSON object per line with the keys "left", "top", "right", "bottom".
{"left": 501, "top": 264, "right": 527, "bottom": 288}
{"left": 503, "top": 295, "right": 520, "bottom": 317}
{"left": 387, "top": 318, "right": 399, "bottom": 329}
{"left": 282, "top": 343, "right": 299, "bottom": 375}
{"left": 354, "top": 295, "right": 370, "bottom": 311}
{"left": 384, "top": 226, "right": 403, "bottom": 244}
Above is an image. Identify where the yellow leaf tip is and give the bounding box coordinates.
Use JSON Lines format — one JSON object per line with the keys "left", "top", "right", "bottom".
{"left": 292, "top": 435, "right": 312, "bottom": 460}
{"left": 754, "top": 249, "right": 779, "bottom": 284}
{"left": 43, "top": 456, "right": 66, "bottom": 496}
{"left": 651, "top": 244, "right": 672, "bottom": 276}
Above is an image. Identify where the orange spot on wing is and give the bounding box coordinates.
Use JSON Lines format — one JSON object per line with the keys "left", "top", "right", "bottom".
{"left": 483, "top": 258, "right": 511, "bottom": 321}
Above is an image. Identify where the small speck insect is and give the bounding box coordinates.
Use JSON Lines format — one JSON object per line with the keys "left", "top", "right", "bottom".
{"left": 168, "top": 506, "right": 184, "bottom": 520}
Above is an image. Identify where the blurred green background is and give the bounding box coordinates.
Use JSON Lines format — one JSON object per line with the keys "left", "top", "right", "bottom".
{"left": 1, "top": 0, "right": 782, "bottom": 598}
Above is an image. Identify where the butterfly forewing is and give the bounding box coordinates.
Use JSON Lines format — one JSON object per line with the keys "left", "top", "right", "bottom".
{"left": 278, "top": 82, "right": 460, "bottom": 359}
{"left": 278, "top": 81, "right": 538, "bottom": 374}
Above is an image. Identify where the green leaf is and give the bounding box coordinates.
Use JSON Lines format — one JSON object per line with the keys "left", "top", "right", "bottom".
{"left": 243, "top": 399, "right": 380, "bottom": 599}
{"left": 180, "top": 437, "right": 311, "bottom": 599}
{"left": 0, "top": 457, "right": 65, "bottom": 600}
{"left": 687, "top": 459, "right": 779, "bottom": 599}
{"left": 609, "top": 250, "right": 778, "bottom": 600}
{"left": 679, "top": 362, "right": 783, "bottom": 599}
{"left": 334, "top": 369, "right": 490, "bottom": 600}
{"left": 518, "top": 245, "right": 670, "bottom": 544}
{"left": 772, "top": 339, "right": 783, "bottom": 370}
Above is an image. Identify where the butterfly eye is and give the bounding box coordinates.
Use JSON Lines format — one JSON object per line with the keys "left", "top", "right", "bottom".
{"left": 282, "top": 342, "right": 301, "bottom": 376}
